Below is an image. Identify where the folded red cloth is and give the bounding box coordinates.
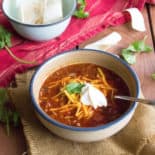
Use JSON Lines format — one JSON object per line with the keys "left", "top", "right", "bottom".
{"left": 147, "top": 0, "right": 155, "bottom": 3}
{"left": 0, "top": 0, "right": 153, "bottom": 87}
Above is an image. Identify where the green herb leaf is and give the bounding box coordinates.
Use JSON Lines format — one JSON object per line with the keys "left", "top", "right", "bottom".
{"left": 0, "top": 25, "right": 37, "bottom": 64}
{"left": 121, "top": 36, "right": 152, "bottom": 64}
{"left": 0, "top": 88, "right": 9, "bottom": 105}
{"left": 151, "top": 73, "right": 155, "bottom": 80}
{"left": 5, "top": 111, "right": 10, "bottom": 135}
{"left": 127, "top": 40, "right": 152, "bottom": 53}
{"left": 0, "top": 107, "right": 4, "bottom": 121}
{"left": 66, "top": 82, "right": 85, "bottom": 94}
{"left": 0, "top": 88, "right": 20, "bottom": 135}
{"left": 12, "top": 111, "right": 20, "bottom": 127}
{"left": 74, "top": 0, "right": 89, "bottom": 18}
{"left": 78, "top": 0, "right": 85, "bottom": 5}
{"left": 0, "top": 25, "right": 11, "bottom": 49}
{"left": 122, "top": 49, "right": 136, "bottom": 64}
{"left": 74, "top": 10, "right": 89, "bottom": 18}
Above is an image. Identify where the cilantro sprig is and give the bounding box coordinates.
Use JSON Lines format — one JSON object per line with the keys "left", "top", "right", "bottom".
{"left": 121, "top": 36, "right": 152, "bottom": 64}
{"left": 0, "top": 88, "right": 20, "bottom": 135}
{"left": 0, "top": 26, "right": 11, "bottom": 48}
{"left": 74, "top": 0, "right": 89, "bottom": 18}
{"left": 0, "top": 25, "right": 36, "bottom": 64}
{"left": 65, "top": 82, "right": 85, "bottom": 94}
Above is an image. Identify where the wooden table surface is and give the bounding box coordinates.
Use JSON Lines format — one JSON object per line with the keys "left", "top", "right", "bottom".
{"left": 0, "top": 4, "right": 155, "bottom": 155}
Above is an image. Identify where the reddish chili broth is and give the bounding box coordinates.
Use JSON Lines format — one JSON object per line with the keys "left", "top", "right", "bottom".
{"left": 39, "top": 63, "right": 130, "bottom": 127}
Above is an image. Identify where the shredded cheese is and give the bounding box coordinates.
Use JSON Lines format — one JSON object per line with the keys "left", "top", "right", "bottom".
{"left": 97, "top": 68, "right": 113, "bottom": 89}
{"left": 44, "top": 68, "right": 116, "bottom": 120}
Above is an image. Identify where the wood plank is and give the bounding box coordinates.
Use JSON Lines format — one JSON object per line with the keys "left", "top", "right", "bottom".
{"left": 80, "top": 6, "right": 155, "bottom": 100}
{"left": 0, "top": 5, "right": 155, "bottom": 155}
{"left": 146, "top": 4, "right": 155, "bottom": 49}
{"left": 0, "top": 125, "right": 26, "bottom": 155}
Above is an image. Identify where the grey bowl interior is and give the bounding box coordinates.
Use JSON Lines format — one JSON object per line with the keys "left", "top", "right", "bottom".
{"left": 31, "top": 49, "right": 140, "bottom": 108}
{"left": 3, "top": 0, "right": 76, "bottom": 24}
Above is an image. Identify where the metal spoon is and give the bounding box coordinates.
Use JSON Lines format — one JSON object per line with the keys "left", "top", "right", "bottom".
{"left": 114, "top": 95, "right": 155, "bottom": 107}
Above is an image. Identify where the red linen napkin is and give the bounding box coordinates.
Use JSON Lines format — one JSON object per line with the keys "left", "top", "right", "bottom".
{"left": 147, "top": 0, "right": 155, "bottom": 3}
{"left": 0, "top": 0, "right": 153, "bottom": 87}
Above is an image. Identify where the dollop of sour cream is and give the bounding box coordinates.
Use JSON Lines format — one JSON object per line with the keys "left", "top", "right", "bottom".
{"left": 80, "top": 83, "right": 107, "bottom": 109}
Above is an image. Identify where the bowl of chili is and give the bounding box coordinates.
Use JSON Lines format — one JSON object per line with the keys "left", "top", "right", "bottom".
{"left": 30, "top": 49, "right": 140, "bottom": 142}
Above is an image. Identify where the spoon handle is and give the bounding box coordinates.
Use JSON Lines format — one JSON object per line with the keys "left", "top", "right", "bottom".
{"left": 114, "top": 95, "right": 155, "bottom": 106}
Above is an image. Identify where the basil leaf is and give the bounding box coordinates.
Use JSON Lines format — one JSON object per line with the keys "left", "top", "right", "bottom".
{"left": 66, "top": 82, "right": 85, "bottom": 94}
{"left": 121, "top": 49, "right": 136, "bottom": 64}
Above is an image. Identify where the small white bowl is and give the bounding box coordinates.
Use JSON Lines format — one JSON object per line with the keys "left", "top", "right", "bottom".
{"left": 30, "top": 49, "right": 140, "bottom": 142}
{"left": 2, "top": 0, "right": 76, "bottom": 41}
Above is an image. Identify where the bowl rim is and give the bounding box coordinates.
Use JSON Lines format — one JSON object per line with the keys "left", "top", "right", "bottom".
{"left": 2, "top": 0, "right": 77, "bottom": 27}
{"left": 30, "top": 49, "right": 140, "bottom": 131}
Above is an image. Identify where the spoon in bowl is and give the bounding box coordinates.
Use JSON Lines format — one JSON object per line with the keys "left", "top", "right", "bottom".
{"left": 114, "top": 95, "right": 155, "bottom": 107}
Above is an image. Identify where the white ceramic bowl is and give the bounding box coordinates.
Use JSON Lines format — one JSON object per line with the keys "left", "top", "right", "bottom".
{"left": 30, "top": 49, "right": 140, "bottom": 142}
{"left": 2, "top": 0, "right": 76, "bottom": 41}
